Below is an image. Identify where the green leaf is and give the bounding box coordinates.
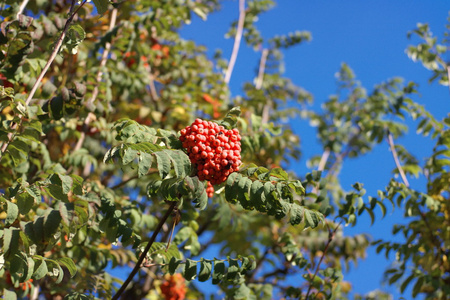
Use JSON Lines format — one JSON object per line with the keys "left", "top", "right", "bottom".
{"left": 198, "top": 259, "right": 212, "bottom": 282}
{"left": 58, "top": 257, "right": 77, "bottom": 277}
{"left": 32, "top": 257, "right": 48, "bottom": 280}
{"left": 167, "top": 150, "right": 191, "bottom": 178}
{"left": 3, "top": 289, "right": 17, "bottom": 300}
{"left": 3, "top": 228, "right": 20, "bottom": 255}
{"left": 6, "top": 200, "right": 19, "bottom": 226}
{"left": 122, "top": 147, "right": 138, "bottom": 165}
{"left": 44, "top": 210, "right": 62, "bottom": 238}
{"left": 412, "top": 276, "right": 424, "bottom": 297}
{"left": 226, "top": 258, "right": 240, "bottom": 281}
{"left": 168, "top": 257, "right": 182, "bottom": 275}
{"left": 250, "top": 180, "right": 265, "bottom": 212}
{"left": 182, "top": 259, "right": 197, "bottom": 281}
{"left": 154, "top": 151, "right": 171, "bottom": 179}
{"left": 49, "top": 260, "right": 65, "bottom": 283}
{"left": 16, "top": 191, "right": 35, "bottom": 215}
{"left": 59, "top": 174, "right": 73, "bottom": 194}
{"left": 288, "top": 203, "right": 304, "bottom": 225}
{"left": 138, "top": 152, "right": 153, "bottom": 177}
{"left": 92, "top": 0, "right": 109, "bottom": 15}
{"left": 212, "top": 259, "right": 226, "bottom": 285}
{"left": 400, "top": 273, "right": 416, "bottom": 294}
{"left": 234, "top": 283, "right": 251, "bottom": 300}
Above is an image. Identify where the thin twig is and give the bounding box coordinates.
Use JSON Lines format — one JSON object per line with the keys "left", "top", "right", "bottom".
{"left": 255, "top": 49, "right": 268, "bottom": 90}
{"left": 112, "top": 202, "right": 177, "bottom": 300}
{"left": 447, "top": 65, "right": 450, "bottom": 93}
{"left": 74, "top": 8, "right": 118, "bottom": 152}
{"left": 249, "top": 247, "right": 271, "bottom": 282}
{"left": 387, "top": 132, "right": 410, "bottom": 187}
{"left": 387, "top": 133, "right": 445, "bottom": 256}
{"left": 311, "top": 148, "right": 331, "bottom": 195}
{"left": 16, "top": 0, "right": 30, "bottom": 18}
{"left": 257, "top": 49, "right": 271, "bottom": 124}
{"left": 25, "top": 1, "right": 86, "bottom": 107}
{"left": 0, "top": 0, "right": 86, "bottom": 161}
{"left": 29, "top": 281, "right": 40, "bottom": 300}
{"left": 224, "top": 0, "right": 245, "bottom": 85}
{"left": 317, "top": 148, "right": 330, "bottom": 172}
{"left": 304, "top": 221, "right": 342, "bottom": 299}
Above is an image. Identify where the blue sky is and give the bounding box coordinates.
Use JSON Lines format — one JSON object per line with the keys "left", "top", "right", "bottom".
{"left": 180, "top": 0, "right": 450, "bottom": 298}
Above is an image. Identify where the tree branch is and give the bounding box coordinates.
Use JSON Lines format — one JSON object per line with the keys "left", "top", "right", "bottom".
{"left": 386, "top": 132, "right": 445, "bottom": 262}
{"left": 224, "top": 0, "right": 245, "bottom": 85}
{"left": 255, "top": 49, "right": 268, "bottom": 90}
{"left": 311, "top": 148, "right": 331, "bottom": 195}
{"left": 0, "top": 0, "right": 86, "bottom": 161}
{"left": 16, "top": 0, "right": 30, "bottom": 18}
{"left": 447, "top": 65, "right": 450, "bottom": 93}
{"left": 249, "top": 246, "right": 271, "bottom": 282}
{"left": 304, "top": 221, "right": 342, "bottom": 299}
{"left": 74, "top": 7, "right": 118, "bottom": 153}
{"left": 25, "top": 0, "right": 86, "bottom": 107}
{"left": 112, "top": 202, "right": 177, "bottom": 300}
{"left": 386, "top": 132, "right": 410, "bottom": 187}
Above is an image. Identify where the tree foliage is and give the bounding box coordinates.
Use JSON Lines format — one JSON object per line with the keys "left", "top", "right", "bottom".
{"left": 0, "top": 1, "right": 448, "bottom": 299}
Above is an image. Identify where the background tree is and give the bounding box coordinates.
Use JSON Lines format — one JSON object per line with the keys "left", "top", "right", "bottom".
{"left": 0, "top": 1, "right": 448, "bottom": 299}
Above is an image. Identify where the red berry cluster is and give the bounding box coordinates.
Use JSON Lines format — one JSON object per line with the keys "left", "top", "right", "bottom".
{"left": 160, "top": 274, "right": 187, "bottom": 300}
{"left": 180, "top": 119, "right": 242, "bottom": 186}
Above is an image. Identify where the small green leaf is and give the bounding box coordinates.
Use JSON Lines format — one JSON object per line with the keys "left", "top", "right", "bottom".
{"left": 138, "top": 152, "right": 153, "bottom": 177}
{"left": 182, "top": 259, "right": 197, "bottom": 281}
{"left": 44, "top": 210, "right": 62, "bottom": 238}
{"left": 33, "top": 258, "right": 48, "bottom": 280}
{"left": 168, "top": 257, "right": 181, "bottom": 275}
{"left": 92, "top": 0, "right": 110, "bottom": 15}
{"left": 234, "top": 283, "right": 251, "bottom": 300}
{"left": 212, "top": 260, "right": 226, "bottom": 285}
{"left": 3, "top": 289, "right": 17, "bottom": 300}
{"left": 198, "top": 259, "right": 212, "bottom": 282}
{"left": 412, "top": 276, "right": 424, "bottom": 297}
{"left": 154, "top": 151, "right": 171, "bottom": 179}
{"left": 3, "top": 228, "right": 20, "bottom": 255}
{"left": 6, "top": 200, "right": 19, "bottom": 225}
{"left": 58, "top": 257, "right": 77, "bottom": 277}
{"left": 400, "top": 273, "right": 416, "bottom": 294}
{"left": 226, "top": 258, "right": 239, "bottom": 281}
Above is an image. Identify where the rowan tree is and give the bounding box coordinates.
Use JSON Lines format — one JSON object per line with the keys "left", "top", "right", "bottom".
{"left": 0, "top": 1, "right": 448, "bottom": 299}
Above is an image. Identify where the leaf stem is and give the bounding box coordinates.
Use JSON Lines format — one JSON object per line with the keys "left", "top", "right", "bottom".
{"left": 112, "top": 201, "right": 176, "bottom": 300}
{"left": 224, "top": 0, "right": 245, "bottom": 86}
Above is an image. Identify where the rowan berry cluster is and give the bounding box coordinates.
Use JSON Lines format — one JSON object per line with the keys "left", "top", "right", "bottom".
{"left": 180, "top": 119, "right": 242, "bottom": 188}
{"left": 160, "top": 274, "right": 187, "bottom": 300}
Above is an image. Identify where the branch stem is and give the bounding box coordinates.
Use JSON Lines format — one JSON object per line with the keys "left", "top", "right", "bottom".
{"left": 304, "top": 221, "right": 341, "bottom": 299}
{"left": 255, "top": 49, "right": 268, "bottom": 90}
{"left": 0, "top": 0, "right": 86, "bottom": 161}
{"left": 112, "top": 202, "right": 176, "bottom": 300}
{"left": 17, "top": 0, "right": 30, "bottom": 18}
{"left": 224, "top": 0, "right": 245, "bottom": 85}
{"left": 387, "top": 132, "right": 409, "bottom": 187}
{"left": 74, "top": 7, "right": 118, "bottom": 152}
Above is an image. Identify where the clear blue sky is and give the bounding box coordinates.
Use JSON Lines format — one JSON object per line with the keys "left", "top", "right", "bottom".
{"left": 180, "top": 0, "right": 450, "bottom": 298}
